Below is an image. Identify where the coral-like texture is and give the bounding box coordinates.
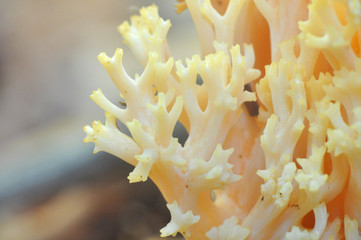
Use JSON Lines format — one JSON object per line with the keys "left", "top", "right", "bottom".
{"left": 84, "top": 1, "right": 361, "bottom": 239}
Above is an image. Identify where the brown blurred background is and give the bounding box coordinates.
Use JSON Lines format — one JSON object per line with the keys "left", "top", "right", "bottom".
{"left": 0, "top": 0, "right": 197, "bottom": 239}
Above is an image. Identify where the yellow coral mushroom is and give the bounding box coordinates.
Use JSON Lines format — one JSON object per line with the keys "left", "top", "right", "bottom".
{"left": 84, "top": 0, "right": 361, "bottom": 239}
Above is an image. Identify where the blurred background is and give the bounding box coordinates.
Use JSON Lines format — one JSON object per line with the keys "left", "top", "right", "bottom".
{"left": 0, "top": 0, "right": 198, "bottom": 239}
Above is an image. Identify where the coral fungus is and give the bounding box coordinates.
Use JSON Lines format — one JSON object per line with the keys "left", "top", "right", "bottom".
{"left": 84, "top": 0, "right": 361, "bottom": 239}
